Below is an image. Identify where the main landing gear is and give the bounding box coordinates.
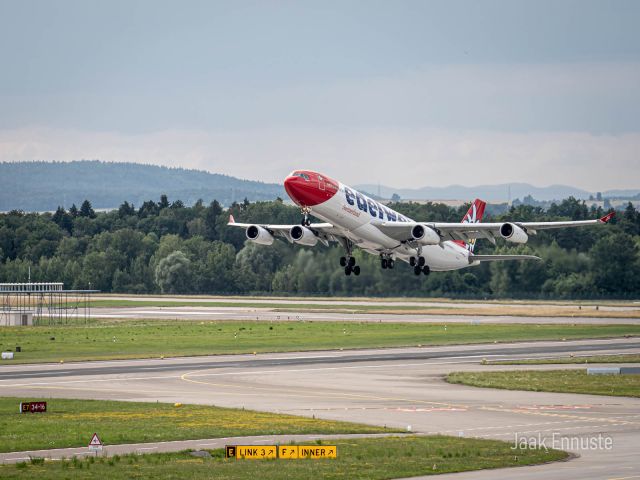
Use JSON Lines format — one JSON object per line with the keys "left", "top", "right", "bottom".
{"left": 339, "top": 238, "right": 360, "bottom": 276}
{"left": 340, "top": 256, "right": 360, "bottom": 276}
{"left": 380, "top": 254, "right": 395, "bottom": 270}
{"left": 409, "top": 256, "right": 430, "bottom": 276}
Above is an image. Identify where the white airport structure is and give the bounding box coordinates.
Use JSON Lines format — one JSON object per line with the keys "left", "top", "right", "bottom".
{"left": 0, "top": 282, "right": 97, "bottom": 326}
{"left": 0, "top": 311, "right": 33, "bottom": 327}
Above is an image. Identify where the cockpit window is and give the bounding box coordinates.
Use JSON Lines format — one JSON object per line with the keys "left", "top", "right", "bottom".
{"left": 292, "top": 172, "right": 310, "bottom": 181}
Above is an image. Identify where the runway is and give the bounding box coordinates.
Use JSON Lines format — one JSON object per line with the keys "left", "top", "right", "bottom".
{"left": 1, "top": 338, "right": 639, "bottom": 381}
{"left": 94, "top": 295, "right": 640, "bottom": 312}
{"left": 2, "top": 338, "right": 640, "bottom": 479}
{"left": 63, "top": 294, "right": 640, "bottom": 326}
{"left": 91, "top": 306, "right": 640, "bottom": 324}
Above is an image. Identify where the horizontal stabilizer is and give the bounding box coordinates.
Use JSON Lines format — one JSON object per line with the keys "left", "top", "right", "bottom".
{"left": 469, "top": 254, "right": 541, "bottom": 263}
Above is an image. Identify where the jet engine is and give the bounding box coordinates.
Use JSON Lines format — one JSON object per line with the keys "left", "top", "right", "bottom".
{"left": 499, "top": 223, "right": 528, "bottom": 243}
{"left": 246, "top": 225, "right": 274, "bottom": 245}
{"left": 411, "top": 224, "right": 441, "bottom": 245}
{"left": 290, "top": 225, "right": 318, "bottom": 246}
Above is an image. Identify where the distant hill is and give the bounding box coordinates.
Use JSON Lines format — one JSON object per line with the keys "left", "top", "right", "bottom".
{"left": 0, "top": 161, "right": 285, "bottom": 211}
{"left": 355, "top": 183, "right": 640, "bottom": 202}
{"left": 3, "top": 161, "right": 636, "bottom": 212}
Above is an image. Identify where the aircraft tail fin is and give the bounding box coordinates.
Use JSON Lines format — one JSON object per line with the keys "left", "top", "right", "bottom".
{"left": 455, "top": 199, "right": 487, "bottom": 253}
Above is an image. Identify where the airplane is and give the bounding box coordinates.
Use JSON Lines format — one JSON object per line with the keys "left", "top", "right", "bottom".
{"left": 228, "top": 170, "right": 615, "bottom": 276}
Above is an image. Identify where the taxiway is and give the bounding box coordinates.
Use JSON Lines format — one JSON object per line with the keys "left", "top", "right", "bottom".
{"left": 1, "top": 338, "right": 639, "bottom": 479}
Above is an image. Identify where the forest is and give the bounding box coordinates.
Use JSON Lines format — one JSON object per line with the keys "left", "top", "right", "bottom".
{"left": 0, "top": 196, "right": 638, "bottom": 299}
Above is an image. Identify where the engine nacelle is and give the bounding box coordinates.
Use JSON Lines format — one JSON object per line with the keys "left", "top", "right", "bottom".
{"left": 290, "top": 225, "right": 318, "bottom": 246}
{"left": 499, "top": 223, "right": 529, "bottom": 244}
{"left": 246, "top": 225, "right": 274, "bottom": 245}
{"left": 411, "top": 224, "right": 441, "bottom": 245}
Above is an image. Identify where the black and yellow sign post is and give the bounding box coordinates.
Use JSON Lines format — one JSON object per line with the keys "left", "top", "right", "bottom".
{"left": 278, "top": 445, "right": 299, "bottom": 459}
{"left": 226, "top": 445, "right": 277, "bottom": 459}
{"left": 298, "top": 445, "right": 337, "bottom": 459}
{"left": 226, "top": 445, "right": 336, "bottom": 459}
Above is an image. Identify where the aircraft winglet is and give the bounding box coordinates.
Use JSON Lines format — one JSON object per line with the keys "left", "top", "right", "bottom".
{"left": 229, "top": 214, "right": 235, "bottom": 224}
{"left": 599, "top": 211, "right": 615, "bottom": 223}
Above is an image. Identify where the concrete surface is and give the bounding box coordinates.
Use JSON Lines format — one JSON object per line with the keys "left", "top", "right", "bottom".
{"left": 89, "top": 305, "right": 640, "bottom": 324}
{"left": 93, "top": 295, "right": 640, "bottom": 312}
{"left": 1, "top": 337, "right": 639, "bottom": 479}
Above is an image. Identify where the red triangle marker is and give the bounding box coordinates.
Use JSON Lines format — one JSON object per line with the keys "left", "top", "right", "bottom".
{"left": 88, "top": 433, "right": 103, "bottom": 447}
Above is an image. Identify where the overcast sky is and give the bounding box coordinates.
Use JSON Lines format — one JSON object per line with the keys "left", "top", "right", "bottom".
{"left": 0, "top": 0, "right": 638, "bottom": 190}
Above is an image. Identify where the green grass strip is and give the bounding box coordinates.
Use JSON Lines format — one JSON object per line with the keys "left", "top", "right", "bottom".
{"left": 1, "top": 320, "right": 639, "bottom": 364}
{"left": 490, "top": 354, "right": 640, "bottom": 365}
{"left": 0, "top": 397, "right": 392, "bottom": 453}
{"left": 0, "top": 436, "right": 568, "bottom": 479}
{"left": 447, "top": 369, "right": 640, "bottom": 397}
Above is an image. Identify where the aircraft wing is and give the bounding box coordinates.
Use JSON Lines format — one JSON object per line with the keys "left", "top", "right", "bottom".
{"left": 432, "top": 211, "right": 614, "bottom": 242}
{"left": 227, "top": 214, "right": 341, "bottom": 245}
{"left": 469, "top": 254, "right": 541, "bottom": 262}
{"left": 376, "top": 212, "right": 615, "bottom": 244}
{"left": 227, "top": 221, "right": 335, "bottom": 231}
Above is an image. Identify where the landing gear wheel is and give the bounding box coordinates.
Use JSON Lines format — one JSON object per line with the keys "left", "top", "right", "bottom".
{"left": 353, "top": 265, "right": 361, "bottom": 276}
{"left": 381, "top": 258, "right": 388, "bottom": 269}
{"left": 340, "top": 257, "right": 347, "bottom": 267}
{"left": 300, "top": 206, "right": 311, "bottom": 227}
{"left": 422, "top": 265, "right": 431, "bottom": 275}
{"left": 345, "top": 266, "right": 352, "bottom": 276}
{"left": 418, "top": 256, "right": 426, "bottom": 267}
{"left": 413, "top": 266, "right": 422, "bottom": 276}
{"left": 348, "top": 257, "right": 356, "bottom": 267}
{"left": 388, "top": 259, "right": 395, "bottom": 269}
{"left": 409, "top": 256, "right": 416, "bottom": 267}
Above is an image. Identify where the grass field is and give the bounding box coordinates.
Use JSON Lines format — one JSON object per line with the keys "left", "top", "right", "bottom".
{"left": 0, "top": 397, "right": 393, "bottom": 453}
{"left": 1, "top": 319, "right": 639, "bottom": 363}
{"left": 491, "top": 354, "right": 640, "bottom": 365}
{"left": 0, "top": 436, "right": 568, "bottom": 480}
{"left": 447, "top": 369, "right": 640, "bottom": 397}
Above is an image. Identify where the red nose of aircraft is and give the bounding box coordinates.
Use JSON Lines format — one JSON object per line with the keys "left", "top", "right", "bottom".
{"left": 284, "top": 171, "right": 338, "bottom": 207}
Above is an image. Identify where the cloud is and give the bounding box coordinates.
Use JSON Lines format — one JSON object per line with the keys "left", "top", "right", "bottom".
{"left": 1, "top": 61, "right": 639, "bottom": 135}
{"left": 0, "top": 126, "right": 637, "bottom": 191}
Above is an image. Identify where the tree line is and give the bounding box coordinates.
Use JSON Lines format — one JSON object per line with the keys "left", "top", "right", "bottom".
{"left": 0, "top": 195, "right": 638, "bottom": 299}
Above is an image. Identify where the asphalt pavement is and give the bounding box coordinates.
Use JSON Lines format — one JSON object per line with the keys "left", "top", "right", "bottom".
{"left": 1, "top": 337, "right": 639, "bottom": 479}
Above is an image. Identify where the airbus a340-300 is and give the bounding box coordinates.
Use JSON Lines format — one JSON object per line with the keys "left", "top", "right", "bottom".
{"left": 229, "top": 170, "right": 614, "bottom": 276}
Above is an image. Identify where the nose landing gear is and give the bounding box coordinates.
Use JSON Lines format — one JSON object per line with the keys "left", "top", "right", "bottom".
{"left": 300, "top": 206, "right": 311, "bottom": 227}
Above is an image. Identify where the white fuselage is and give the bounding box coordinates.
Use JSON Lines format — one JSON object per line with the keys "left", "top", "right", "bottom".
{"left": 307, "top": 182, "right": 472, "bottom": 271}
